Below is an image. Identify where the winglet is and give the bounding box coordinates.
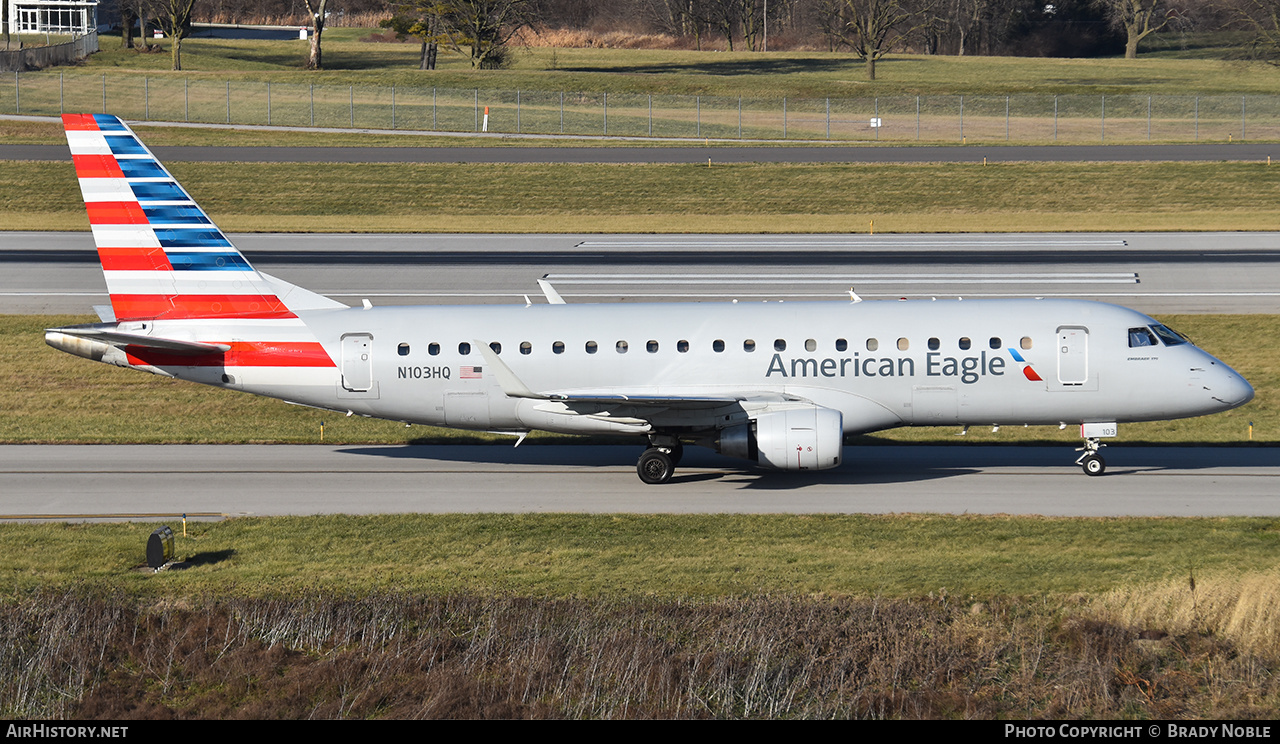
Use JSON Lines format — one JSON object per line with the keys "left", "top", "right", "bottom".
{"left": 538, "top": 278, "right": 567, "bottom": 305}
{"left": 474, "top": 340, "right": 545, "bottom": 399}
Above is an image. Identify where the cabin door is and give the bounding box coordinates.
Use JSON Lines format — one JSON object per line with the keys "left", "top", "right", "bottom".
{"left": 341, "top": 333, "right": 374, "bottom": 392}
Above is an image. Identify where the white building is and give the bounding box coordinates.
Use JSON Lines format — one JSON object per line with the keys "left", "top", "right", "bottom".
{"left": 7, "top": 0, "right": 98, "bottom": 36}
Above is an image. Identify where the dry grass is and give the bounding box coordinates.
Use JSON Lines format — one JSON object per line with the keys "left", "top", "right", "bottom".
{"left": 1095, "top": 568, "right": 1280, "bottom": 661}
{"left": 4, "top": 589, "right": 1279, "bottom": 719}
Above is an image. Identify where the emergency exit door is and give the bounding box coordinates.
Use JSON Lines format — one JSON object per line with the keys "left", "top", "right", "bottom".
{"left": 1057, "top": 326, "right": 1088, "bottom": 385}
{"left": 341, "top": 333, "right": 373, "bottom": 392}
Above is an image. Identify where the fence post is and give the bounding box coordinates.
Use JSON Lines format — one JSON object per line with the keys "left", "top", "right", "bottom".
{"left": 560, "top": 91, "right": 564, "bottom": 133}
{"left": 1194, "top": 96, "right": 1198, "bottom": 141}
{"left": 474, "top": 89, "right": 478, "bottom": 131}
{"left": 696, "top": 95, "right": 700, "bottom": 138}
{"left": 782, "top": 97, "right": 786, "bottom": 139}
{"left": 604, "top": 91, "right": 608, "bottom": 135}
{"left": 14, "top": 72, "right": 17, "bottom": 115}
{"left": 517, "top": 89, "right": 521, "bottom": 133}
{"left": 391, "top": 85, "right": 396, "bottom": 130}
{"left": 648, "top": 94, "right": 652, "bottom": 136}
{"left": 1005, "top": 95, "right": 1009, "bottom": 140}
{"left": 103, "top": 73, "right": 106, "bottom": 114}
{"left": 1147, "top": 95, "right": 1151, "bottom": 140}
{"left": 1054, "top": 95, "right": 1058, "bottom": 141}
{"left": 60, "top": 72, "right": 63, "bottom": 114}
{"left": 350, "top": 86, "right": 354, "bottom": 127}
{"left": 1242, "top": 96, "right": 1247, "bottom": 140}
{"left": 916, "top": 96, "right": 920, "bottom": 140}
{"left": 267, "top": 81, "right": 271, "bottom": 126}
{"left": 959, "top": 95, "right": 964, "bottom": 141}
{"left": 825, "top": 97, "right": 829, "bottom": 139}
{"left": 309, "top": 83, "right": 313, "bottom": 127}
{"left": 1100, "top": 95, "right": 1105, "bottom": 143}
{"left": 185, "top": 78, "right": 189, "bottom": 122}
{"left": 144, "top": 76, "right": 148, "bottom": 120}
{"left": 875, "top": 97, "right": 879, "bottom": 141}
{"left": 738, "top": 96, "right": 742, "bottom": 139}
{"left": 227, "top": 80, "right": 230, "bottom": 123}
{"left": 433, "top": 87, "right": 437, "bottom": 130}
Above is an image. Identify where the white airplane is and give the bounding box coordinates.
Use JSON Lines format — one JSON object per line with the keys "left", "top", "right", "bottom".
{"left": 46, "top": 114, "right": 1254, "bottom": 484}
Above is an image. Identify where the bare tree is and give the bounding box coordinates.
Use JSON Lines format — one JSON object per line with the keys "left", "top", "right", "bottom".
{"left": 157, "top": 0, "right": 199, "bottom": 70}
{"left": 303, "top": 0, "right": 327, "bottom": 69}
{"left": 431, "top": 0, "right": 538, "bottom": 68}
{"left": 1096, "top": 0, "right": 1175, "bottom": 57}
{"left": 825, "top": 0, "right": 930, "bottom": 79}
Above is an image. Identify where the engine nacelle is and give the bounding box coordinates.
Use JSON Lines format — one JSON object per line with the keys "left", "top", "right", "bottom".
{"left": 717, "top": 406, "right": 843, "bottom": 471}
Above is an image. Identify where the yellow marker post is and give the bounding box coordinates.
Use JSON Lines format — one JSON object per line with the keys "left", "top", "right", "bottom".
{"left": 320, "top": 421, "right": 325, "bottom": 442}
{"left": 1249, "top": 421, "right": 1254, "bottom": 441}
{"left": 870, "top": 220, "right": 874, "bottom": 235}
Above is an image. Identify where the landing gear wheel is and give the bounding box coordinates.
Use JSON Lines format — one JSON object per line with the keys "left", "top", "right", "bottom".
{"left": 637, "top": 448, "right": 675, "bottom": 485}
{"left": 1081, "top": 453, "right": 1106, "bottom": 476}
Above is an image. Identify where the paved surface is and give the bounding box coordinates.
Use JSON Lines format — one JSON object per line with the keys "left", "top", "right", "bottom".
{"left": 4, "top": 142, "right": 1280, "bottom": 164}
{"left": 5, "top": 231, "right": 1278, "bottom": 315}
{"left": 1, "top": 444, "right": 1276, "bottom": 520}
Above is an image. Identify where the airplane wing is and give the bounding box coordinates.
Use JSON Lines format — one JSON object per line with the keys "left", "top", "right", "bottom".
{"left": 46, "top": 325, "right": 231, "bottom": 355}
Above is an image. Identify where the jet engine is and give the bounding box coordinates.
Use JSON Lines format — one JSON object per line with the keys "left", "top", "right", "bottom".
{"left": 717, "top": 406, "right": 843, "bottom": 471}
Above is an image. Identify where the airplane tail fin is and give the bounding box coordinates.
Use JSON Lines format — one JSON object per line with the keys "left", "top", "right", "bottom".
{"left": 62, "top": 114, "right": 343, "bottom": 322}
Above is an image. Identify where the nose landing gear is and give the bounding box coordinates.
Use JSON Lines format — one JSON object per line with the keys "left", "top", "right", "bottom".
{"left": 1075, "top": 438, "right": 1107, "bottom": 476}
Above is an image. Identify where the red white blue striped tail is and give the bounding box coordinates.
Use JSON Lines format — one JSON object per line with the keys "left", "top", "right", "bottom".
{"left": 64, "top": 113, "right": 301, "bottom": 322}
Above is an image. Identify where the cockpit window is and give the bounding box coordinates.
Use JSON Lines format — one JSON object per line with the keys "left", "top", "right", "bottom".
{"left": 1128, "top": 327, "right": 1158, "bottom": 348}
{"left": 1150, "top": 324, "right": 1190, "bottom": 346}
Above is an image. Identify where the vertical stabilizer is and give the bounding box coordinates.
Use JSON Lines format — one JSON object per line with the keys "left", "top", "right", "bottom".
{"left": 62, "top": 114, "right": 342, "bottom": 320}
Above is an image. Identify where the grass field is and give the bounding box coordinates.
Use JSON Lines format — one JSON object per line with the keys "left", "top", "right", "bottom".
{"left": 52, "top": 30, "right": 1280, "bottom": 97}
{"left": 6, "top": 158, "right": 1280, "bottom": 233}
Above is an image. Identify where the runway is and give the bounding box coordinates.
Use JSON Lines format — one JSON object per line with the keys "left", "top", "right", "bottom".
{"left": 2, "top": 444, "right": 1277, "bottom": 520}
{"left": 3, "top": 142, "right": 1279, "bottom": 164}
{"left": 4, "top": 231, "right": 1278, "bottom": 315}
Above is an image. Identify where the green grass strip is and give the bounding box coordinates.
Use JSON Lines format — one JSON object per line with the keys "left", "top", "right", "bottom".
{"left": 3, "top": 514, "right": 1278, "bottom": 598}
{"left": 6, "top": 160, "right": 1280, "bottom": 233}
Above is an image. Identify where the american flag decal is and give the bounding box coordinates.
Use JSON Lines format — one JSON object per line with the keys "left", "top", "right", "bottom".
{"left": 460, "top": 366, "right": 483, "bottom": 379}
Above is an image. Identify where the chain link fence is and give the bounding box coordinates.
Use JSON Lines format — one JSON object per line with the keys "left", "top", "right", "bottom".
{"left": 4, "top": 72, "right": 1277, "bottom": 143}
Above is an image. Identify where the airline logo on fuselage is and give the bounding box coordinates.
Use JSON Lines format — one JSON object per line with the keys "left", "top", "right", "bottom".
{"left": 765, "top": 351, "right": 1009, "bottom": 385}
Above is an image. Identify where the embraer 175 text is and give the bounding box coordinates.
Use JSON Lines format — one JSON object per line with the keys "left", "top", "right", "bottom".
{"left": 46, "top": 115, "right": 1254, "bottom": 483}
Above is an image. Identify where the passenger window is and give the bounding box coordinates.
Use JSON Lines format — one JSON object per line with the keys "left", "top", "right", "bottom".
{"left": 489, "top": 342, "right": 502, "bottom": 354}
{"left": 713, "top": 340, "right": 725, "bottom": 352}
{"left": 459, "top": 342, "right": 471, "bottom": 355}
{"left": 520, "top": 341, "right": 532, "bottom": 355}
{"left": 1021, "top": 337, "right": 1033, "bottom": 350}
{"left": 898, "top": 338, "right": 909, "bottom": 351}
{"left": 616, "top": 340, "right": 628, "bottom": 354}
{"left": 959, "top": 337, "right": 971, "bottom": 350}
{"left": 552, "top": 341, "right": 565, "bottom": 354}
{"left": 677, "top": 340, "right": 689, "bottom": 353}
{"left": 927, "top": 337, "right": 940, "bottom": 351}
{"left": 428, "top": 343, "right": 440, "bottom": 356}
{"left": 836, "top": 338, "right": 848, "bottom": 352}
{"left": 774, "top": 339, "right": 786, "bottom": 351}
{"left": 805, "top": 339, "right": 816, "bottom": 352}
{"left": 744, "top": 339, "right": 756, "bottom": 352}
{"left": 989, "top": 337, "right": 1002, "bottom": 350}
{"left": 647, "top": 340, "right": 659, "bottom": 353}
{"left": 397, "top": 343, "right": 410, "bottom": 356}
{"left": 586, "top": 341, "right": 598, "bottom": 354}
{"left": 1128, "top": 327, "right": 1158, "bottom": 348}
{"left": 866, "top": 338, "right": 879, "bottom": 352}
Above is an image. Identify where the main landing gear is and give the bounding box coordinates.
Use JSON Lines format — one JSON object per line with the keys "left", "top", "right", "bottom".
{"left": 637, "top": 438, "right": 684, "bottom": 485}
{"left": 1075, "top": 438, "right": 1107, "bottom": 476}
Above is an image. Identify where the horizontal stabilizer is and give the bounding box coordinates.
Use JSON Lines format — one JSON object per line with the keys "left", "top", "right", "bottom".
{"left": 47, "top": 325, "right": 231, "bottom": 355}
